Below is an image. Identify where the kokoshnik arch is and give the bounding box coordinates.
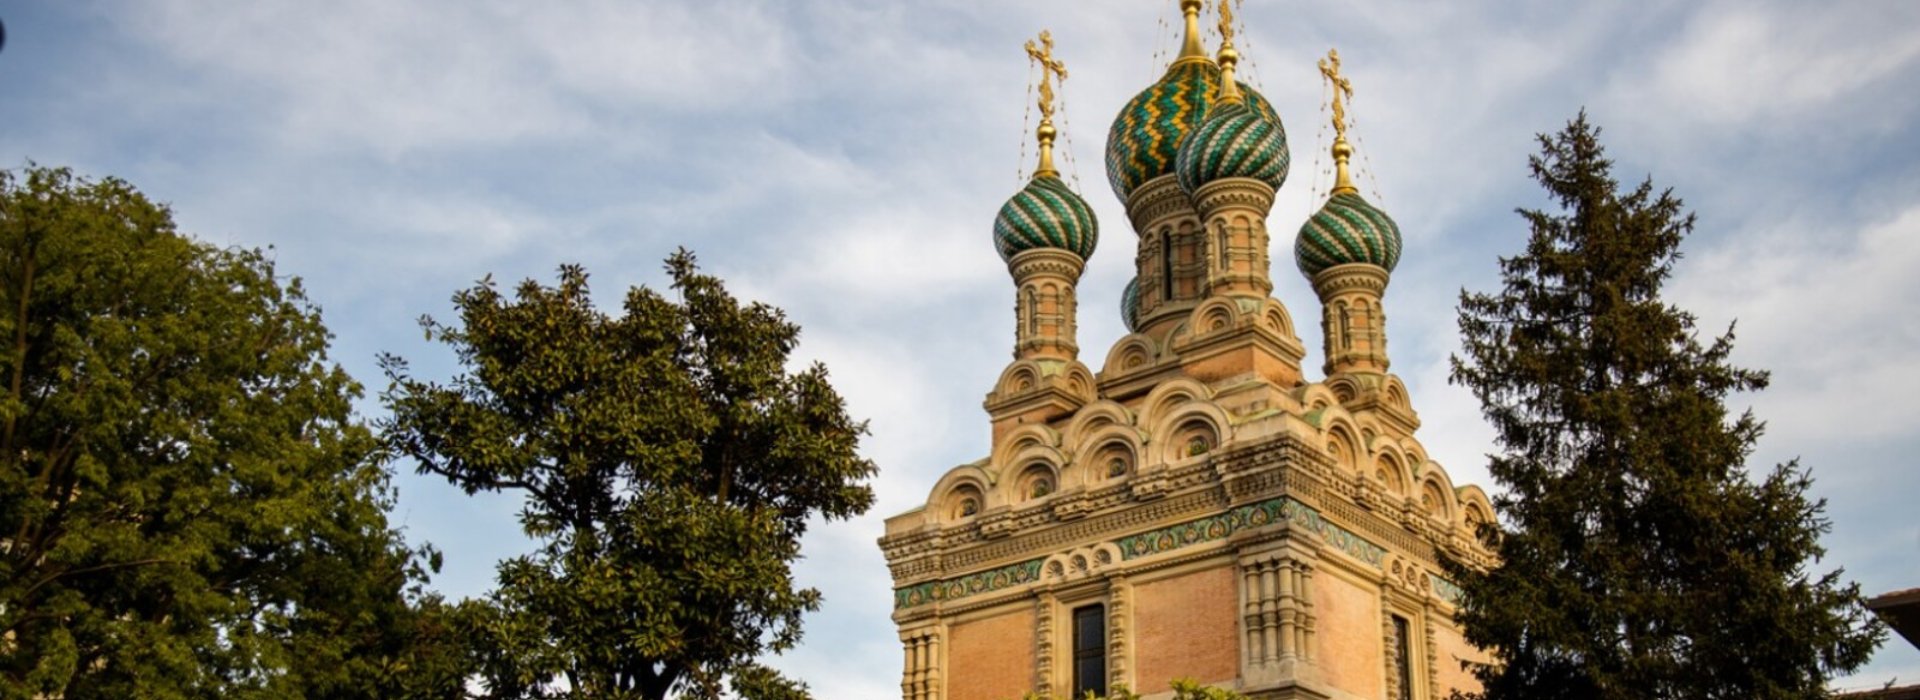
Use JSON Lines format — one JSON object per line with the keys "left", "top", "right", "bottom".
{"left": 878, "top": 3, "right": 1497, "bottom": 699}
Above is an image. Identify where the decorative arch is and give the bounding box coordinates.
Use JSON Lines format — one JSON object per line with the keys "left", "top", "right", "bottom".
{"left": 1323, "top": 418, "right": 1363, "bottom": 473}
{"left": 993, "top": 360, "right": 1043, "bottom": 397}
{"left": 1067, "top": 421, "right": 1145, "bottom": 489}
{"left": 1258, "top": 298, "right": 1298, "bottom": 338}
{"left": 1041, "top": 542, "right": 1125, "bottom": 583}
{"left": 1186, "top": 297, "right": 1242, "bottom": 337}
{"left": 1417, "top": 467, "right": 1459, "bottom": 521}
{"left": 945, "top": 483, "right": 986, "bottom": 521}
{"left": 1324, "top": 375, "right": 1361, "bottom": 404}
{"left": 1140, "top": 377, "right": 1213, "bottom": 429}
{"left": 1381, "top": 376, "right": 1413, "bottom": 412}
{"left": 990, "top": 424, "right": 1063, "bottom": 476}
{"left": 1063, "top": 400, "right": 1137, "bottom": 449}
{"left": 1101, "top": 334, "right": 1161, "bottom": 376}
{"left": 1372, "top": 452, "right": 1409, "bottom": 495}
{"left": 1298, "top": 384, "right": 1341, "bottom": 418}
{"left": 924, "top": 465, "right": 996, "bottom": 522}
{"left": 1147, "top": 400, "right": 1233, "bottom": 465}
{"left": 1061, "top": 362, "right": 1097, "bottom": 403}
{"left": 1166, "top": 416, "right": 1222, "bottom": 462}
{"left": 1456, "top": 485, "right": 1497, "bottom": 545}
{"left": 1013, "top": 462, "right": 1059, "bottom": 503}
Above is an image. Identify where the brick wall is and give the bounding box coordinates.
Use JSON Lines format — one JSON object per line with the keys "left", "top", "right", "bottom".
{"left": 948, "top": 607, "right": 1036, "bottom": 700}
{"left": 1315, "top": 574, "right": 1383, "bottom": 697}
{"left": 1132, "top": 565, "right": 1240, "bottom": 690}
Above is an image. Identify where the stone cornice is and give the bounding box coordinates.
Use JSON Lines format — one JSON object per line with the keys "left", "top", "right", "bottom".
{"left": 1008, "top": 247, "right": 1088, "bottom": 281}
{"left": 1309, "top": 263, "right": 1389, "bottom": 299}
{"left": 1191, "top": 177, "right": 1277, "bottom": 217}
{"left": 881, "top": 432, "right": 1493, "bottom": 590}
{"left": 1125, "top": 174, "right": 1197, "bottom": 234}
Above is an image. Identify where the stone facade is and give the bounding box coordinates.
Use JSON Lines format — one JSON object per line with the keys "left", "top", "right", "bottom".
{"left": 879, "top": 5, "right": 1496, "bottom": 699}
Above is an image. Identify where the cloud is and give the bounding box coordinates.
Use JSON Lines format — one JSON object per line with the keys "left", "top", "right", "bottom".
{"left": 112, "top": 0, "right": 808, "bottom": 158}
{"left": 1605, "top": 1, "right": 1920, "bottom": 128}
{"left": 1671, "top": 203, "right": 1920, "bottom": 445}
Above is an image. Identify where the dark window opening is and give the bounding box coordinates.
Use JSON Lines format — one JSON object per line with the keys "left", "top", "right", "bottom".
{"left": 1392, "top": 614, "right": 1414, "bottom": 700}
{"left": 1159, "top": 230, "right": 1173, "bottom": 301}
{"left": 1072, "top": 604, "right": 1107, "bottom": 698}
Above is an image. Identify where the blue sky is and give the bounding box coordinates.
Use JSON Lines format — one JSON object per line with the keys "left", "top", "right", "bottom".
{"left": 4, "top": 0, "right": 1918, "bottom": 696}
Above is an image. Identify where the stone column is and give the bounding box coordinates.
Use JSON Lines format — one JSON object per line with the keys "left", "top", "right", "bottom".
{"left": 901, "top": 627, "right": 943, "bottom": 700}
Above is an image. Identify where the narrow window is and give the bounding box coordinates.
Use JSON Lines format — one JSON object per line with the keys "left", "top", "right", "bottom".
{"left": 1159, "top": 230, "right": 1173, "bottom": 300}
{"left": 1216, "top": 226, "right": 1229, "bottom": 271}
{"left": 1072, "top": 604, "right": 1107, "bottom": 698}
{"left": 1392, "top": 614, "right": 1415, "bottom": 700}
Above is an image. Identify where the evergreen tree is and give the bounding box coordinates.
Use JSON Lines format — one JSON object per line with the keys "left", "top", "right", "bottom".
{"left": 381, "top": 252, "right": 876, "bottom": 700}
{"left": 1444, "top": 114, "right": 1883, "bottom": 699}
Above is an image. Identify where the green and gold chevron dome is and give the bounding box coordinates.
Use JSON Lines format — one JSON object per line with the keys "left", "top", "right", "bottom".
{"left": 994, "top": 174, "right": 1098, "bottom": 262}
{"left": 1105, "top": 61, "right": 1279, "bottom": 203}
{"left": 1295, "top": 191, "right": 1402, "bottom": 277}
{"left": 1175, "top": 100, "right": 1289, "bottom": 194}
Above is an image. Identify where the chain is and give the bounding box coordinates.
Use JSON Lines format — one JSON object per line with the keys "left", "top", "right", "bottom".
{"left": 1018, "top": 58, "right": 1035, "bottom": 183}
{"left": 1313, "top": 80, "right": 1329, "bottom": 200}
{"left": 1350, "top": 96, "right": 1386, "bottom": 205}
{"left": 1231, "top": 0, "right": 1260, "bottom": 90}
{"left": 1059, "top": 93, "right": 1083, "bottom": 192}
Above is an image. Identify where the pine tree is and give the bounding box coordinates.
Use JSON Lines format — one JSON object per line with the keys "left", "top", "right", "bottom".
{"left": 1443, "top": 114, "right": 1883, "bottom": 699}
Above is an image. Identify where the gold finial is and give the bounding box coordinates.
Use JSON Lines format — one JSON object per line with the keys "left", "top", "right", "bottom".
{"left": 1025, "top": 30, "right": 1070, "bottom": 179}
{"left": 1212, "top": 0, "right": 1244, "bottom": 105}
{"left": 1318, "top": 48, "right": 1358, "bottom": 194}
{"left": 1174, "top": 0, "right": 1209, "bottom": 65}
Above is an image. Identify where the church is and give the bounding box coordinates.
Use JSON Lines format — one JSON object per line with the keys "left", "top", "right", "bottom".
{"left": 877, "top": 3, "right": 1495, "bottom": 698}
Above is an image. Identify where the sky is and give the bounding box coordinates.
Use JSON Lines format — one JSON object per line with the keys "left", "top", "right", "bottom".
{"left": 3, "top": 0, "right": 1919, "bottom": 696}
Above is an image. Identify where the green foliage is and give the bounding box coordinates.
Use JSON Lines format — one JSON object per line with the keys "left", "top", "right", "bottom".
{"left": 0, "top": 165, "right": 437, "bottom": 698}
{"left": 381, "top": 251, "right": 876, "bottom": 699}
{"left": 1445, "top": 114, "right": 1884, "bottom": 699}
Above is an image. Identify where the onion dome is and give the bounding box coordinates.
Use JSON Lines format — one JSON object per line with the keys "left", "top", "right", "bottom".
{"left": 1175, "top": 101, "right": 1289, "bottom": 194}
{"left": 1121, "top": 277, "right": 1141, "bottom": 331}
{"left": 1174, "top": 32, "right": 1288, "bottom": 195}
{"left": 993, "top": 173, "right": 1098, "bottom": 262}
{"left": 1296, "top": 190, "right": 1401, "bottom": 276}
{"left": 1295, "top": 140, "right": 1401, "bottom": 276}
{"left": 1104, "top": 0, "right": 1280, "bottom": 203}
{"left": 996, "top": 33, "right": 1097, "bottom": 263}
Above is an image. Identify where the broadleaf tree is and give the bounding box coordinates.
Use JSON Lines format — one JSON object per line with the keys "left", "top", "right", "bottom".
{"left": 1444, "top": 114, "right": 1884, "bottom": 699}
{"left": 381, "top": 251, "right": 876, "bottom": 699}
{"left": 0, "top": 165, "right": 445, "bottom": 698}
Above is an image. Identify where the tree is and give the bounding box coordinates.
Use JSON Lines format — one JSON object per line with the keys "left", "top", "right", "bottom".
{"left": 0, "top": 165, "right": 441, "bottom": 698}
{"left": 1444, "top": 114, "right": 1884, "bottom": 699}
{"left": 380, "top": 252, "right": 876, "bottom": 699}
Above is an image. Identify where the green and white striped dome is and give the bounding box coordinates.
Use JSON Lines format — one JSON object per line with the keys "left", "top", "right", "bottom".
{"left": 993, "top": 174, "right": 1098, "bottom": 262}
{"left": 1174, "top": 100, "right": 1289, "bottom": 195}
{"left": 1295, "top": 191, "right": 1401, "bottom": 277}
{"left": 1121, "top": 277, "right": 1141, "bottom": 332}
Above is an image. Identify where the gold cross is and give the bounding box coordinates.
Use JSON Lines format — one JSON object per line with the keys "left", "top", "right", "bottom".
{"left": 1216, "top": 0, "right": 1236, "bottom": 48}
{"left": 1318, "top": 48, "right": 1354, "bottom": 139}
{"left": 1025, "top": 30, "right": 1068, "bottom": 122}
